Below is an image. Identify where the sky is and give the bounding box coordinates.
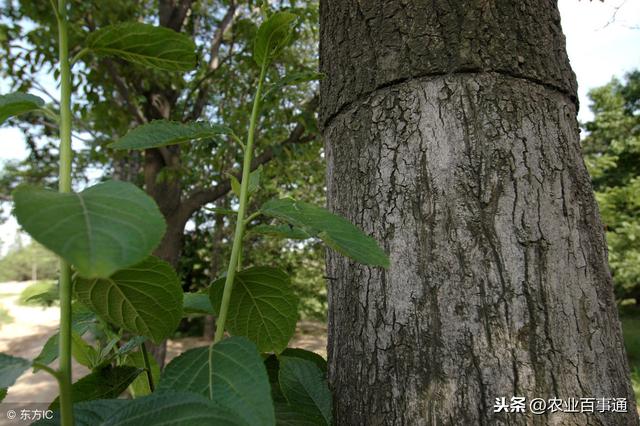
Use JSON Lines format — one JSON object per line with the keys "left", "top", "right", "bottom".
{"left": 0, "top": 0, "right": 639, "bottom": 253}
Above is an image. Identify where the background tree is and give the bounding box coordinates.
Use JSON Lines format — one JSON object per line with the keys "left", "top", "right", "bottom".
{"left": 0, "top": 241, "right": 57, "bottom": 281}
{"left": 320, "top": 1, "right": 637, "bottom": 424}
{"left": 582, "top": 70, "right": 640, "bottom": 306}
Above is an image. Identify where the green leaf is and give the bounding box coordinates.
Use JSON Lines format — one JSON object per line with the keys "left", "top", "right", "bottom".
{"left": 0, "top": 92, "right": 45, "bottom": 125}
{"left": 113, "top": 336, "right": 147, "bottom": 359}
{"left": 123, "top": 350, "right": 160, "bottom": 398}
{"left": 248, "top": 166, "right": 262, "bottom": 194}
{"left": 13, "top": 180, "right": 166, "bottom": 278}
{"left": 74, "top": 256, "right": 183, "bottom": 344}
{"left": 209, "top": 267, "right": 298, "bottom": 353}
{"left": 32, "top": 400, "right": 128, "bottom": 426}
{"left": 183, "top": 292, "right": 215, "bottom": 315}
{"left": 50, "top": 366, "right": 142, "bottom": 411}
{"left": 158, "top": 337, "right": 275, "bottom": 425}
{"left": 157, "top": 346, "right": 210, "bottom": 395}
{"left": 72, "top": 331, "right": 100, "bottom": 368}
{"left": 261, "top": 198, "right": 389, "bottom": 268}
{"left": 99, "top": 391, "right": 243, "bottom": 426}
{"left": 250, "top": 224, "right": 311, "bottom": 240}
{"left": 280, "top": 348, "right": 327, "bottom": 373}
{"left": 0, "top": 388, "right": 6, "bottom": 403}
{"left": 209, "top": 337, "right": 275, "bottom": 425}
{"left": 110, "top": 120, "right": 233, "bottom": 150}
{"left": 0, "top": 353, "right": 30, "bottom": 388}
{"left": 230, "top": 174, "right": 242, "bottom": 198}
{"left": 278, "top": 357, "right": 332, "bottom": 425}
{"left": 34, "top": 304, "right": 96, "bottom": 369}
{"left": 275, "top": 401, "right": 322, "bottom": 426}
{"left": 86, "top": 23, "right": 196, "bottom": 71}
{"left": 254, "top": 12, "right": 298, "bottom": 66}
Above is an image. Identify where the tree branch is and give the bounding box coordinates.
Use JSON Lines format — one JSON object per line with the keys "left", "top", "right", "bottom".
{"left": 187, "top": 2, "right": 237, "bottom": 121}
{"left": 178, "top": 109, "right": 317, "bottom": 225}
{"left": 159, "top": 0, "right": 194, "bottom": 31}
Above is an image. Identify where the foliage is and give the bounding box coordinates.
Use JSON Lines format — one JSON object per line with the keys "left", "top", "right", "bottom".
{"left": 582, "top": 70, "right": 640, "bottom": 302}
{"left": 2, "top": 0, "right": 326, "bottom": 322}
{"left": 0, "top": 307, "right": 13, "bottom": 329}
{"left": 17, "top": 279, "right": 57, "bottom": 306}
{"left": 0, "top": 5, "right": 390, "bottom": 425}
{"left": 619, "top": 303, "right": 640, "bottom": 406}
{"left": 0, "top": 242, "right": 58, "bottom": 282}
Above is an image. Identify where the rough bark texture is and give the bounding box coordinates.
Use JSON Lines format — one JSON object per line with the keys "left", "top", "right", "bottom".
{"left": 320, "top": 1, "right": 638, "bottom": 425}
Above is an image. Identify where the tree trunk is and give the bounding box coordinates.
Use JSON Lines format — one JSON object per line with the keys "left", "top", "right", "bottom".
{"left": 320, "top": 1, "right": 637, "bottom": 425}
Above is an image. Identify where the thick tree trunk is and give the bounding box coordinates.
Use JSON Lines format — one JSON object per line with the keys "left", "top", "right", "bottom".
{"left": 320, "top": 1, "right": 637, "bottom": 425}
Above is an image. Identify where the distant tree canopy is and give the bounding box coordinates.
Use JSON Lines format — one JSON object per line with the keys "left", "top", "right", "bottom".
{"left": 582, "top": 70, "right": 640, "bottom": 304}
{"left": 0, "top": 241, "right": 58, "bottom": 281}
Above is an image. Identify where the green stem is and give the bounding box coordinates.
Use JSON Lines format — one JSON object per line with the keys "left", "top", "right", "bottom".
{"left": 140, "top": 342, "right": 155, "bottom": 392}
{"left": 213, "top": 61, "right": 268, "bottom": 344}
{"left": 56, "top": 1, "right": 74, "bottom": 425}
{"left": 70, "top": 48, "right": 89, "bottom": 66}
{"left": 32, "top": 362, "right": 61, "bottom": 380}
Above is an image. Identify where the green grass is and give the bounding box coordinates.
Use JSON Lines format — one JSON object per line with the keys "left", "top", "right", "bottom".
{"left": 0, "top": 306, "right": 13, "bottom": 329}
{"left": 18, "top": 280, "right": 58, "bottom": 307}
{"left": 619, "top": 302, "right": 640, "bottom": 407}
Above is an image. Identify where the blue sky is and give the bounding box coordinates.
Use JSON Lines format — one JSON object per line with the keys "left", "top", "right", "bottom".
{"left": 0, "top": 0, "right": 639, "bottom": 251}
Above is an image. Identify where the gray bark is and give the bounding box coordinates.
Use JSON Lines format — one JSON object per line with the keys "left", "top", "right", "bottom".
{"left": 320, "top": 1, "right": 637, "bottom": 425}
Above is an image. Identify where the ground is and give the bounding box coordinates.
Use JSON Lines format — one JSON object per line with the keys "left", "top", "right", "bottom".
{"left": 0, "top": 281, "right": 327, "bottom": 404}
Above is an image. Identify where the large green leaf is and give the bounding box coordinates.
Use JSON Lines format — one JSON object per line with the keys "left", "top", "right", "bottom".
{"left": 278, "top": 357, "right": 332, "bottom": 425}
{"left": 86, "top": 23, "right": 196, "bottom": 71}
{"left": 50, "top": 366, "right": 142, "bottom": 411}
{"left": 0, "top": 92, "right": 45, "bottom": 125}
{"left": 260, "top": 198, "right": 389, "bottom": 268}
{"left": 209, "top": 337, "right": 275, "bottom": 425}
{"left": 275, "top": 402, "right": 321, "bottom": 426}
{"left": 13, "top": 180, "right": 166, "bottom": 278}
{"left": 0, "top": 353, "right": 30, "bottom": 388}
{"left": 158, "top": 337, "right": 275, "bottom": 426}
{"left": 157, "top": 346, "right": 209, "bottom": 395}
{"left": 250, "top": 224, "right": 311, "bottom": 240}
{"left": 33, "top": 400, "right": 128, "bottom": 426}
{"left": 253, "top": 12, "right": 297, "bottom": 66}
{"left": 110, "top": 120, "right": 233, "bottom": 150}
{"left": 209, "top": 267, "right": 298, "bottom": 353}
{"left": 280, "top": 348, "right": 327, "bottom": 373}
{"left": 0, "top": 388, "right": 7, "bottom": 403}
{"left": 183, "top": 292, "right": 215, "bottom": 315}
{"left": 74, "top": 256, "right": 183, "bottom": 343}
{"left": 100, "top": 391, "right": 243, "bottom": 426}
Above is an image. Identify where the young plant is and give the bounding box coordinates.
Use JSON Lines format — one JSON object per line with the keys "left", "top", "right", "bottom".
{"left": 0, "top": 4, "right": 389, "bottom": 426}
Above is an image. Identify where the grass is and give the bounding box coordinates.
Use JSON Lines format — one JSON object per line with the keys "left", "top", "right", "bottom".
{"left": 619, "top": 301, "right": 640, "bottom": 407}
{"left": 18, "top": 280, "right": 58, "bottom": 307}
{"left": 0, "top": 306, "right": 13, "bottom": 329}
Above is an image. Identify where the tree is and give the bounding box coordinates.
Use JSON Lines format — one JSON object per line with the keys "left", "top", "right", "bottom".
{"left": 320, "top": 1, "right": 637, "bottom": 424}
{"left": 0, "top": 241, "right": 57, "bottom": 282}
{"left": 582, "top": 71, "right": 640, "bottom": 305}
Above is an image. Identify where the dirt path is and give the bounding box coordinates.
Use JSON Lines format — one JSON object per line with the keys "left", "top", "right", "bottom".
{"left": 0, "top": 281, "right": 327, "bottom": 405}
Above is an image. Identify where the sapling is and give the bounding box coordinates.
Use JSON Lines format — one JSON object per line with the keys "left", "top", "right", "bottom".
{"left": 0, "top": 3, "right": 389, "bottom": 425}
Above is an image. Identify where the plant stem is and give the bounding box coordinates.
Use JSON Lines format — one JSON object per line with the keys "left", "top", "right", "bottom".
{"left": 56, "top": 1, "right": 74, "bottom": 425}
{"left": 140, "top": 342, "right": 155, "bottom": 392}
{"left": 213, "top": 61, "right": 268, "bottom": 344}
